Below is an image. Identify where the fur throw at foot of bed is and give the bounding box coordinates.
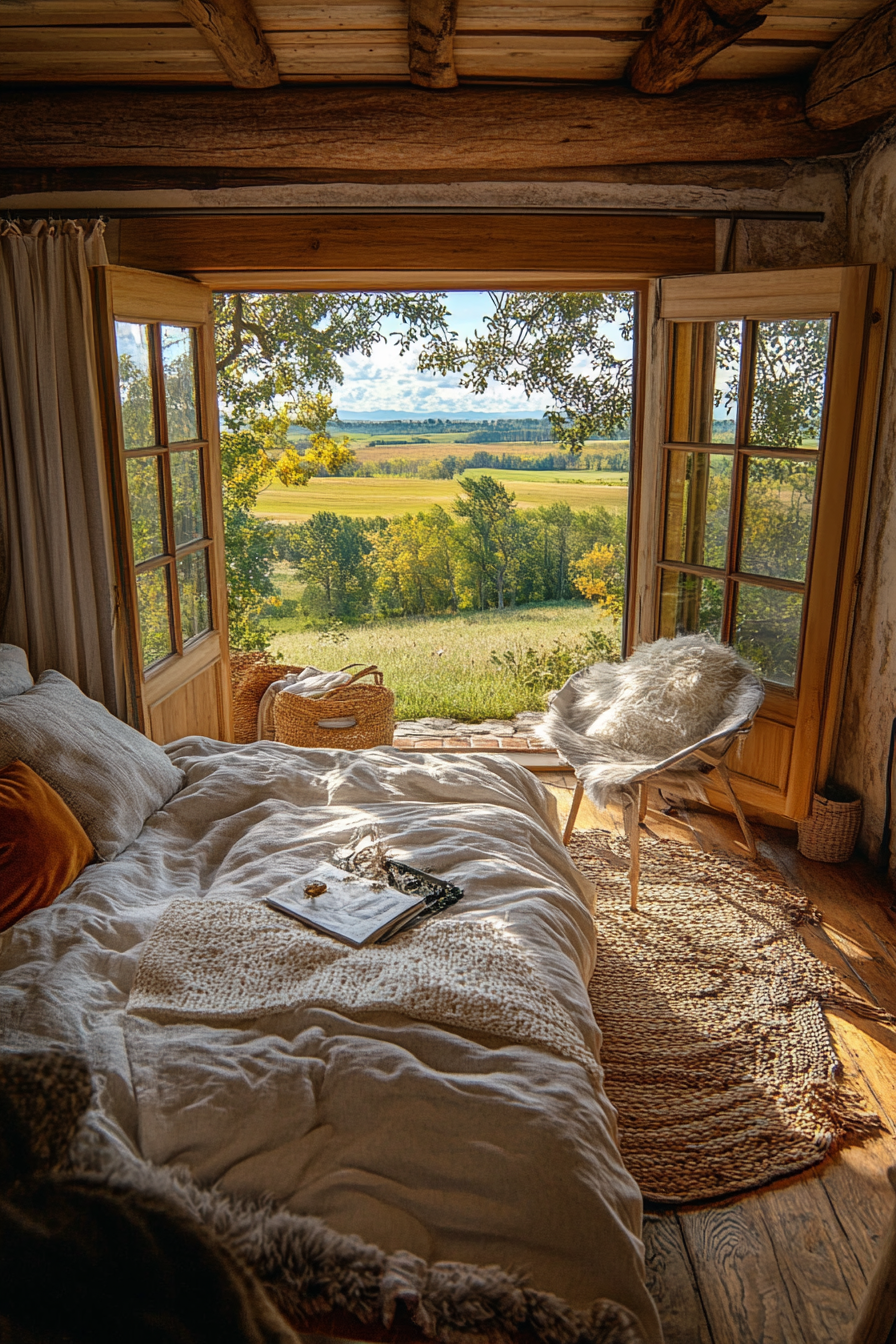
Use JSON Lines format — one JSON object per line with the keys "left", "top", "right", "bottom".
{"left": 0, "top": 1050, "right": 648, "bottom": 1344}
{"left": 537, "top": 634, "right": 760, "bottom": 806}
{"left": 80, "top": 1147, "right": 648, "bottom": 1344}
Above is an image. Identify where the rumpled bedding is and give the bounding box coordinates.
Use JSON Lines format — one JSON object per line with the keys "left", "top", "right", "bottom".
{"left": 0, "top": 739, "right": 661, "bottom": 1344}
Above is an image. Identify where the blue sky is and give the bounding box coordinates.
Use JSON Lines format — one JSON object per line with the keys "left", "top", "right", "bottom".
{"left": 332, "top": 291, "right": 631, "bottom": 420}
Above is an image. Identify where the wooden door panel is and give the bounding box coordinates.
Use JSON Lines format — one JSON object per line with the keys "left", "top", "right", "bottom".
{"left": 148, "top": 660, "right": 226, "bottom": 745}
{"left": 727, "top": 718, "right": 794, "bottom": 793}
{"left": 92, "top": 264, "right": 232, "bottom": 744}
{"left": 631, "top": 265, "right": 884, "bottom": 822}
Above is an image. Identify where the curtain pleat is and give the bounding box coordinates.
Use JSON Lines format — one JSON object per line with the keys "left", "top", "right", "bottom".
{"left": 0, "top": 220, "right": 122, "bottom": 715}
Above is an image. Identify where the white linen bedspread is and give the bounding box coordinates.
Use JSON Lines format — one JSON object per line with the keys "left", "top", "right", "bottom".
{"left": 0, "top": 740, "right": 661, "bottom": 1344}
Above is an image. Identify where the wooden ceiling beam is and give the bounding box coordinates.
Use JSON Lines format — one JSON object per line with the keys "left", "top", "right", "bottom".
{"left": 176, "top": 0, "right": 278, "bottom": 88}
{"left": 628, "top": 0, "right": 769, "bottom": 95}
{"left": 408, "top": 0, "right": 458, "bottom": 90}
{"left": 0, "top": 82, "right": 874, "bottom": 171}
{"left": 806, "top": 0, "right": 896, "bottom": 128}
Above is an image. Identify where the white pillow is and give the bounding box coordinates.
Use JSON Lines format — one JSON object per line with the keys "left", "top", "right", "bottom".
{"left": 0, "top": 671, "right": 184, "bottom": 860}
{"left": 0, "top": 644, "right": 33, "bottom": 700}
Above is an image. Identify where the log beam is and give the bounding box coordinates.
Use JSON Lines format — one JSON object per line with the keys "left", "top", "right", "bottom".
{"left": 176, "top": 0, "right": 278, "bottom": 89}
{"left": 629, "top": 0, "right": 769, "bottom": 95}
{"left": 806, "top": 0, "right": 896, "bottom": 129}
{"left": 408, "top": 0, "right": 458, "bottom": 90}
{"left": 0, "top": 82, "right": 874, "bottom": 172}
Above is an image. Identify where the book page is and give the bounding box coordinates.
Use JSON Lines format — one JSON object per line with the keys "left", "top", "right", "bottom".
{"left": 267, "top": 862, "right": 425, "bottom": 948}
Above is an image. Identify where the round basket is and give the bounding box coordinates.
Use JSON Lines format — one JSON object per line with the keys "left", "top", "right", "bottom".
{"left": 797, "top": 790, "right": 863, "bottom": 864}
{"left": 231, "top": 660, "right": 306, "bottom": 744}
{"left": 274, "top": 665, "right": 394, "bottom": 751}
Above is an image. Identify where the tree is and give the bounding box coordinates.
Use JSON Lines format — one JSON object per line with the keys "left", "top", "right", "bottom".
{"left": 213, "top": 292, "right": 453, "bottom": 646}
{"left": 287, "top": 511, "right": 372, "bottom": 620}
{"left": 453, "top": 475, "right": 527, "bottom": 610}
{"left": 416, "top": 292, "right": 634, "bottom": 452}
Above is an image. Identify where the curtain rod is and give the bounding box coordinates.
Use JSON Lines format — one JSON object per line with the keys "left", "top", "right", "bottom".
{"left": 3, "top": 207, "right": 826, "bottom": 222}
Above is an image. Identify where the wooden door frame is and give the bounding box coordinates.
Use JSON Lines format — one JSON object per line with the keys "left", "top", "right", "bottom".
{"left": 634, "top": 264, "right": 888, "bottom": 820}
{"left": 92, "top": 264, "right": 233, "bottom": 740}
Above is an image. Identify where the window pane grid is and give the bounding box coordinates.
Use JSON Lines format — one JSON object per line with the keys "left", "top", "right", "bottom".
{"left": 116, "top": 319, "right": 213, "bottom": 668}
{"left": 662, "top": 316, "right": 831, "bottom": 688}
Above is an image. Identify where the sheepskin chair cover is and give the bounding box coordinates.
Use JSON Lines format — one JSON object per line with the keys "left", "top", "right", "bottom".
{"left": 537, "top": 634, "right": 761, "bottom": 807}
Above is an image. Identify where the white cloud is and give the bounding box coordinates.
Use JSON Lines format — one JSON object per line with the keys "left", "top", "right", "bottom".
{"left": 333, "top": 341, "right": 548, "bottom": 418}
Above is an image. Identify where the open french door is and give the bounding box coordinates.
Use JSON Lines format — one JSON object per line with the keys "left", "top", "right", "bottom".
{"left": 92, "top": 265, "right": 233, "bottom": 744}
{"left": 631, "top": 265, "right": 889, "bottom": 821}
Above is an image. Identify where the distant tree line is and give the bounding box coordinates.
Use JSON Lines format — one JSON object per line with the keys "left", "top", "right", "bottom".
{"left": 293, "top": 445, "right": 631, "bottom": 479}
{"left": 268, "top": 477, "right": 626, "bottom": 625}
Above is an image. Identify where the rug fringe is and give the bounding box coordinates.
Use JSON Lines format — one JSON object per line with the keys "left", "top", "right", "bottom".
{"left": 823, "top": 986, "right": 896, "bottom": 1026}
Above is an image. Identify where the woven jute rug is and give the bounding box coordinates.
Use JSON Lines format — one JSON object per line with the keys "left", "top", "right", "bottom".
{"left": 570, "top": 828, "right": 890, "bottom": 1204}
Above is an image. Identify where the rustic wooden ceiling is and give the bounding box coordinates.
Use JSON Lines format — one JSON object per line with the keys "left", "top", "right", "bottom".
{"left": 0, "top": 0, "right": 883, "bottom": 86}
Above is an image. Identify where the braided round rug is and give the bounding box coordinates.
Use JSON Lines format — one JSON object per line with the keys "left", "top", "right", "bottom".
{"left": 570, "top": 828, "right": 887, "bottom": 1204}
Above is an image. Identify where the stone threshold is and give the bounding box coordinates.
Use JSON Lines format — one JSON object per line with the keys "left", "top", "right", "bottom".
{"left": 391, "top": 712, "right": 552, "bottom": 755}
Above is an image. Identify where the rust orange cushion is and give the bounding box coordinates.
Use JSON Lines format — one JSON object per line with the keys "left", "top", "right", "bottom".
{"left": 0, "top": 759, "right": 95, "bottom": 932}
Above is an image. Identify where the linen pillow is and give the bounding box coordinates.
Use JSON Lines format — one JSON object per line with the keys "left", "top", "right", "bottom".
{"left": 0, "top": 759, "right": 95, "bottom": 932}
{"left": 0, "top": 644, "right": 33, "bottom": 700}
{"left": 0, "top": 672, "right": 184, "bottom": 861}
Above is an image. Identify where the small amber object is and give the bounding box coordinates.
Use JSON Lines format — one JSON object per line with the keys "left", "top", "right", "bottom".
{"left": 303, "top": 881, "right": 328, "bottom": 898}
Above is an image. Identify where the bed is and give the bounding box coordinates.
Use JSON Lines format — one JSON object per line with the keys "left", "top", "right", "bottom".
{"left": 0, "top": 647, "right": 662, "bottom": 1344}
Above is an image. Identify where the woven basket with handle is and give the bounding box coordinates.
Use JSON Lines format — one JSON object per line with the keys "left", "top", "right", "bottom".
{"left": 797, "top": 790, "right": 863, "bottom": 863}
{"left": 231, "top": 659, "right": 306, "bottom": 744}
{"left": 273, "top": 664, "right": 394, "bottom": 751}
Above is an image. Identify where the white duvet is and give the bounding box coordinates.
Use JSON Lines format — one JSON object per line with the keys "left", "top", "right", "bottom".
{"left": 0, "top": 740, "right": 661, "bottom": 1344}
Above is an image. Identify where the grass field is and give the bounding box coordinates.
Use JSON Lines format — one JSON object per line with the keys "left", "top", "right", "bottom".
{"left": 255, "top": 470, "right": 629, "bottom": 522}
{"left": 268, "top": 600, "right": 607, "bottom": 720}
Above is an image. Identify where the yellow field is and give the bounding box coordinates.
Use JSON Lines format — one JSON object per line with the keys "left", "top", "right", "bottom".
{"left": 255, "top": 471, "right": 629, "bottom": 521}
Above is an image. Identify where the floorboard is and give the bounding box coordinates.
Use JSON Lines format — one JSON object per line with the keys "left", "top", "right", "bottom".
{"left": 642, "top": 1214, "right": 713, "bottom": 1344}
{"left": 540, "top": 775, "right": 896, "bottom": 1344}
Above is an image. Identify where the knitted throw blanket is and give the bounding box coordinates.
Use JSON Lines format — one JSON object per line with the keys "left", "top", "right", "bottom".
{"left": 128, "top": 900, "right": 598, "bottom": 1083}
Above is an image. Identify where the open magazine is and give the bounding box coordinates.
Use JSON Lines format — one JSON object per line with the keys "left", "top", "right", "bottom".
{"left": 267, "top": 859, "right": 464, "bottom": 948}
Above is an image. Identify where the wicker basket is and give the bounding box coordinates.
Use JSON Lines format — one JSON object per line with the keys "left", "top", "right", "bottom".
{"left": 797, "top": 790, "right": 863, "bottom": 863}
{"left": 231, "top": 659, "right": 306, "bottom": 744}
{"left": 274, "top": 665, "right": 395, "bottom": 751}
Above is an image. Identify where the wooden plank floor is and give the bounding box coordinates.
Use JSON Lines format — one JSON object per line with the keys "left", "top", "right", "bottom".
{"left": 541, "top": 773, "right": 896, "bottom": 1344}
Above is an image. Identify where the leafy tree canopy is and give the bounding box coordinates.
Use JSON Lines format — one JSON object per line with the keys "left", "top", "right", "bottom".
{"left": 214, "top": 291, "right": 454, "bottom": 428}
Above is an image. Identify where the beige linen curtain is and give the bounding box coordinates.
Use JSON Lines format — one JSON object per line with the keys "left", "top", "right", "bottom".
{"left": 0, "top": 219, "right": 123, "bottom": 714}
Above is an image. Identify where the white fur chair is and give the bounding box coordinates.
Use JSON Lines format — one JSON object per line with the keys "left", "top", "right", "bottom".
{"left": 538, "top": 634, "right": 765, "bottom": 909}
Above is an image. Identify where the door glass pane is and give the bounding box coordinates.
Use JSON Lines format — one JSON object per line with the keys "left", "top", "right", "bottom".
{"left": 658, "top": 569, "right": 725, "bottom": 641}
{"left": 734, "top": 582, "right": 804, "bottom": 687}
{"left": 161, "top": 326, "right": 198, "bottom": 442}
{"left": 749, "top": 319, "right": 830, "bottom": 448}
{"left": 669, "top": 320, "right": 741, "bottom": 444}
{"left": 115, "top": 322, "right": 156, "bottom": 450}
{"left": 126, "top": 457, "right": 165, "bottom": 563}
{"left": 136, "top": 566, "right": 174, "bottom": 669}
{"left": 170, "top": 449, "right": 204, "bottom": 547}
{"left": 740, "top": 457, "right": 817, "bottom": 582}
{"left": 177, "top": 549, "right": 211, "bottom": 643}
{"left": 663, "top": 451, "right": 732, "bottom": 568}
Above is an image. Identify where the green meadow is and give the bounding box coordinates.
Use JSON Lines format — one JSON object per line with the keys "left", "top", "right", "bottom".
{"left": 268, "top": 599, "right": 608, "bottom": 721}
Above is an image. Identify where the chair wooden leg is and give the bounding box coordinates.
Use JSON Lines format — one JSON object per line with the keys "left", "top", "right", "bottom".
{"left": 622, "top": 788, "right": 640, "bottom": 911}
{"left": 563, "top": 780, "right": 585, "bottom": 846}
{"left": 639, "top": 781, "right": 648, "bottom": 821}
{"left": 715, "top": 761, "right": 757, "bottom": 860}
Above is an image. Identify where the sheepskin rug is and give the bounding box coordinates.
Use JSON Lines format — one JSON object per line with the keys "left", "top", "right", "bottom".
{"left": 537, "top": 634, "right": 762, "bottom": 806}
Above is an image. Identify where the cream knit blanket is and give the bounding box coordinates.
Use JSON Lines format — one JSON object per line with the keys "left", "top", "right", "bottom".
{"left": 128, "top": 899, "right": 598, "bottom": 1082}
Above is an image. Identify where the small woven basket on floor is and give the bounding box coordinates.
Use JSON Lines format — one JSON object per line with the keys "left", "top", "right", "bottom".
{"left": 274, "top": 664, "right": 394, "bottom": 751}
{"left": 231, "top": 658, "right": 305, "bottom": 744}
{"left": 798, "top": 790, "right": 863, "bottom": 863}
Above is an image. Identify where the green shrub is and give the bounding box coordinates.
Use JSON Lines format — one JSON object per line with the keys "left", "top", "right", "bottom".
{"left": 490, "top": 628, "right": 620, "bottom": 698}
